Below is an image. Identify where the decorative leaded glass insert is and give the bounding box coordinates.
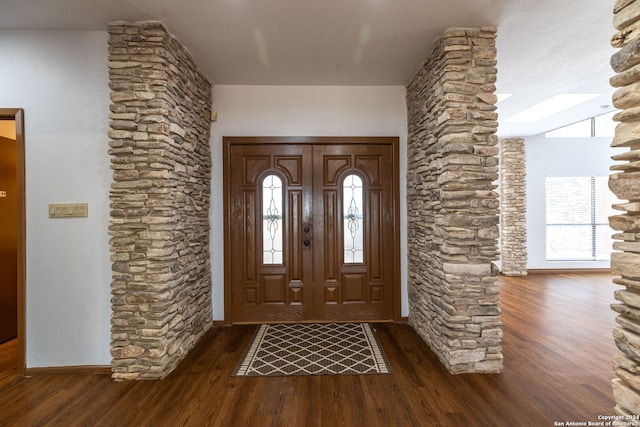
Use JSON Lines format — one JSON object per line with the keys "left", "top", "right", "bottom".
{"left": 262, "top": 174, "right": 283, "bottom": 264}
{"left": 343, "top": 174, "right": 364, "bottom": 264}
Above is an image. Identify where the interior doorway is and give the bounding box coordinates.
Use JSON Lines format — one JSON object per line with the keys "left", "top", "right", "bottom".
{"left": 224, "top": 136, "right": 400, "bottom": 324}
{"left": 0, "top": 126, "right": 17, "bottom": 343}
{"left": 0, "top": 109, "right": 25, "bottom": 375}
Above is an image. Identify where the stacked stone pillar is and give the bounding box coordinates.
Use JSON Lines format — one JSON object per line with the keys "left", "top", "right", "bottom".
{"left": 406, "top": 27, "right": 502, "bottom": 374}
{"left": 107, "top": 22, "right": 213, "bottom": 380}
{"left": 500, "top": 138, "right": 527, "bottom": 276}
{"left": 610, "top": 0, "right": 640, "bottom": 418}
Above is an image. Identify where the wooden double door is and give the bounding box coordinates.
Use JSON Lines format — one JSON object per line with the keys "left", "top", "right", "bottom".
{"left": 225, "top": 137, "right": 399, "bottom": 323}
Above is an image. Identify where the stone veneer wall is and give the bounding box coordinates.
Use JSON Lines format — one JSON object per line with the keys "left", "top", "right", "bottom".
{"left": 610, "top": 0, "right": 640, "bottom": 418}
{"left": 406, "top": 27, "right": 502, "bottom": 374}
{"left": 500, "top": 138, "right": 527, "bottom": 276}
{"left": 107, "top": 21, "right": 213, "bottom": 380}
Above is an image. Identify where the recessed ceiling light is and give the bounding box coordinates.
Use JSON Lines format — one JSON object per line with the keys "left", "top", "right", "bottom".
{"left": 504, "top": 93, "right": 601, "bottom": 123}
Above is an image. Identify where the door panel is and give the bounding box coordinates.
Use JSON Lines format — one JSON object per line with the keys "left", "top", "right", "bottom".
{"left": 227, "top": 138, "right": 397, "bottom": 323}
{"left": 0, "top": 136, "right": 17, "bottom": 342}
{"left": 312, "top": 144, "right": 394, "bottom": 321}
{"left": 229, "top": 144, "right": 313, "bottom": 323}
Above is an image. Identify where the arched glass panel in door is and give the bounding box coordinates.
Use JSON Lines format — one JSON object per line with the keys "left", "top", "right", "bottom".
{"left": 343, "top": 174, "right": 364, "bottom": 264}
{"left": 262, "top": 174, "right": 283, "bottom": 264}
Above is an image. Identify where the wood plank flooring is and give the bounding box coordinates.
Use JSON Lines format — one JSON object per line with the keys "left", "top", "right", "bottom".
{"left": 0, "top": 273, "right": 619, "bottom": 426}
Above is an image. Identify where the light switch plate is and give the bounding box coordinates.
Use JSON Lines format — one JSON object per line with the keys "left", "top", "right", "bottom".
{"left": 49, "top": 203, "right": 88, "bottom": 218}
{"left": 0, "top": 191, "right": 6, "bottom": 198}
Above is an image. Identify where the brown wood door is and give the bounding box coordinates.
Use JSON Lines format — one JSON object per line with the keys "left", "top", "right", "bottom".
{"left": 0, "top": 136, "right": 18, "bottom": 343}
{"left": 225, "top": 137, "right": 398, "bottom": 323}
{"left": 227, "top": 143, "right": 314, "bottom": 323}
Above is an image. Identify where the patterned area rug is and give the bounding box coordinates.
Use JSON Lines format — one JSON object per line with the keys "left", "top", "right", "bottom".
{"left": 233, "top": 323, "right": 392, "bottom": 376}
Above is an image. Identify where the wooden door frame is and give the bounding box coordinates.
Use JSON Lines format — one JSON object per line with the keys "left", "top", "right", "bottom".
{"left": 223, "top": 136, "right": 401, "bottom": 324}
{"left": 0, "top": 109, "right": 26, "bottom": 375}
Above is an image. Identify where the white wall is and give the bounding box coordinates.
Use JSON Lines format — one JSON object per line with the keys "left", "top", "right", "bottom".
{"left": 0, "top": 31, "right": 111, "bottom": 366}
{"left": 210, "top": 85, "right": 409, "bottom": 318}
{"left": 526, "top": 134, "right": 622, "bottom": 269}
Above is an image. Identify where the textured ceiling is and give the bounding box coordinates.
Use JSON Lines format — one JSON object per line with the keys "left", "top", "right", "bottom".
{"left": 0, "top": 0, "right": 617, "bottom": 137}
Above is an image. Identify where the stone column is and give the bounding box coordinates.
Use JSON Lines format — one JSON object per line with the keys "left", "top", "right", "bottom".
{"left": 108, "top": 21, "right": 213, "bottom": 380}
{"left": 610, "top": 0, "right": 640, "bottom": 418}
{"left": 500, "top": 138, "right": 527, "bottom": 276}
{"left": 406, "top": 27, "right": 502, "bottom": 374}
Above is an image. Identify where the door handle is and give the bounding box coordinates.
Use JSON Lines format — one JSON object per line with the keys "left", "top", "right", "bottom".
{"left": 303, "top": 239, "right": 311, "bottom": 246}
{"left": 303, "top": 226, "right": 310, "bottom": 233}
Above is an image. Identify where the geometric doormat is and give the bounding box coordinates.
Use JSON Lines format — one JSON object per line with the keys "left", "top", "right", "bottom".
{"left": 232, "top": 323, "right": 392, "bottom": 377}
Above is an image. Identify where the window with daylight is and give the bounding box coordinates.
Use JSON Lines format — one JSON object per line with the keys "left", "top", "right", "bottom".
{"left": 262, "top": 174, "right": 283, "bottom": 264}
{"left": 343, "top": 174, "right": 364, "bottom": 264}
{"left": 545, "top": 176, "right": 619, "bottom": 261}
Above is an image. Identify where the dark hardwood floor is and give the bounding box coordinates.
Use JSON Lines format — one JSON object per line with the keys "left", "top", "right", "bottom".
{"left": 0, "top": 273, "right": 618, "bottom": 426}
{"left": 0, "top": 338, "right": 17, "bottom": 391}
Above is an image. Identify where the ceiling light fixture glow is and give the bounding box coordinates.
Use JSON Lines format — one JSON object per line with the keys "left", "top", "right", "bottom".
{"left": 504, "top": 93, "right": 601, "bottom": 123}
{"left": 496, "top": 93, "right": 512, "bottom": 103}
